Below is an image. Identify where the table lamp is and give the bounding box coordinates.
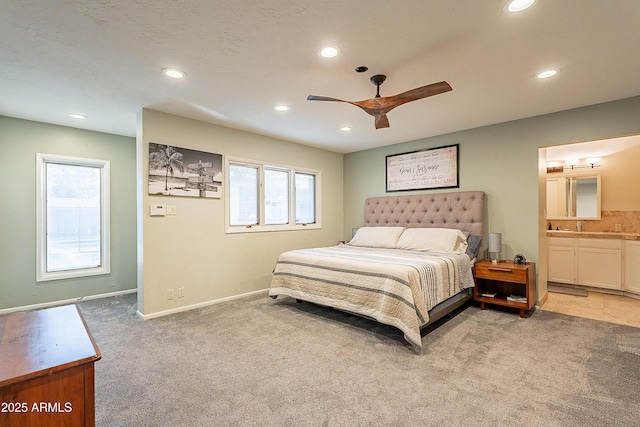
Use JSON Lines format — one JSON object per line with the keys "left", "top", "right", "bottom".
{"left": 489, "top": 232, "right": 502, "bottom": 264}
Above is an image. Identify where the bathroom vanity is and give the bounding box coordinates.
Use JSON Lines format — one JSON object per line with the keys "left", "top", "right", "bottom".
{"left": 547, "top": 231, "right": 640, "bottom": 294}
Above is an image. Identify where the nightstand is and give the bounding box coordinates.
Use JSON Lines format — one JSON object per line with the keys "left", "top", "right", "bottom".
{"left": 474, "top": 259, "right": 536, "bottom": 318}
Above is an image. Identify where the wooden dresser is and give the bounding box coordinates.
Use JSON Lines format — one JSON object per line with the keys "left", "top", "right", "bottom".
{"left": 0, "top": 304, "right": 101, "bottom": 427}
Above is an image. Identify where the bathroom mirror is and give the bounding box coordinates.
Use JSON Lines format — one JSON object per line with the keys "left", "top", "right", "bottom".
{"left": 546, "top": 174, "right": 601, "bottom": 220}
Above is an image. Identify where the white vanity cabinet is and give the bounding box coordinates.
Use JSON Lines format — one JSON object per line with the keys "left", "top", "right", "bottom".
{"left": 624, "top": 240, "right": 640, "bottom": 294}
{"left": 577, "top": 238, "right": 622, "bottom": 290}
{"left": 548, "top": 236, "right": 623, "bottom": 290}
{"left": 548, "top": 237, "right": 576, "bottom": 284}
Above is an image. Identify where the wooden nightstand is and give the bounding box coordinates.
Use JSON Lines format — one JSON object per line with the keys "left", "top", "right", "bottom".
{"left": 474, "top": 259, "right": 536, "bottom": 318}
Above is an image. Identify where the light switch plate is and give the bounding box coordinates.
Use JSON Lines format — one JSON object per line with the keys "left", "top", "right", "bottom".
{"left": 150, "top": 204, "right": 166, "bottom": 216}
{"left": 166, "top": 205, "right": 177, "bottom": 215}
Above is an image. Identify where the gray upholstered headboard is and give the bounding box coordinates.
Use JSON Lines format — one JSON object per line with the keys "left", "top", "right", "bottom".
{"left": 364, "top": 191, "right": 485, "bottom": 236}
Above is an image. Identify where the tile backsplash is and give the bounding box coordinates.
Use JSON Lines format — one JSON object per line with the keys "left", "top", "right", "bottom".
{"left": 547, "top": 210, "right": 640, "bottom": 234}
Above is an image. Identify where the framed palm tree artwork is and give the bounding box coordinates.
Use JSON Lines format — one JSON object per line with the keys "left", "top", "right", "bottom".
{"left": 148, "top": 143, "right": 222, "bottom": 199}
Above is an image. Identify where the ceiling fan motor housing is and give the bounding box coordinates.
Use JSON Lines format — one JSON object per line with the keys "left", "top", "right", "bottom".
{"left": 370, "top": 74, "right": 387, "bottom": 86}
{"left": 370, "top": 75, "right": 386, "bottom": 97}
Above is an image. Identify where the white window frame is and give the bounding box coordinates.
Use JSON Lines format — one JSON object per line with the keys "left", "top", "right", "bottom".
{"left": 225, "top": 157, "right": 321, "bottom": 233}
{"left": 36, "top": 153, "right": 111, "bottom": 282}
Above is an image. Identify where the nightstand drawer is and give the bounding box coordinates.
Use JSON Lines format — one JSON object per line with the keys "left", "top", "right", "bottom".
{"left": 475, "top": 263, "right": 527, "bottom": 284}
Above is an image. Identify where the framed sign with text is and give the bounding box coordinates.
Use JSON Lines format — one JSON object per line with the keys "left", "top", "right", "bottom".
{"left": 386, "top": 144, "right": 459, "bottom": 192}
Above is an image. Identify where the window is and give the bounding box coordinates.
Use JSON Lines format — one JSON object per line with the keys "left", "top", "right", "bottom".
{"left": 226, "top": 158, "right": 321, "bottom": 232}
{"left": 295, "top": 172, "right": 315, "bottom": 224}
{"left": 229, "top": 164, "right": 258, "bottom": 226}
{"left": 264, "top": 168, "right": 289, "bottom": 225}
{"left": 36, "top": 153, "right": 110, "bottom": 281}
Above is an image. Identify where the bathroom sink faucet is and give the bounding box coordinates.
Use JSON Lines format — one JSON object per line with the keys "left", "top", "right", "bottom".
{"left": 577, "top": 221, "right": 585, "bottom": 232}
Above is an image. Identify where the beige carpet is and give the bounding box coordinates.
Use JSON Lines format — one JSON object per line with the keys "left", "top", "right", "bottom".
{"left": 77, "top": 291, "right": 640, "bottom": 426}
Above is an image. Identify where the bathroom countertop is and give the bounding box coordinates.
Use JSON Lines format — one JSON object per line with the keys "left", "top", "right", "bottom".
{"left": 546, "top": 230, "right": 640, "bottom": 240}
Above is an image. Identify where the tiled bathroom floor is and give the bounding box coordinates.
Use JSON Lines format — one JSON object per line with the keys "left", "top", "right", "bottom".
{"left": 541, "top": 290, "right": 640, "bottom": 328}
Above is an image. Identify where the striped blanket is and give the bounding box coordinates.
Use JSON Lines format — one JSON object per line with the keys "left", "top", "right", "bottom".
{"left": 269, "top": 245, "right": 475, "bottom": 351}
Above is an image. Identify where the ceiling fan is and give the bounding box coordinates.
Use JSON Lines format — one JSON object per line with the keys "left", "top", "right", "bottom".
{"left": 307, "top": 75, "right": 452, "bottom": 129}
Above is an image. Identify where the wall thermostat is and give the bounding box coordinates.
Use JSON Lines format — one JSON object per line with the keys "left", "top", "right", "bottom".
{"left": 150, "top": 204, "right": 166, "bottom": 216}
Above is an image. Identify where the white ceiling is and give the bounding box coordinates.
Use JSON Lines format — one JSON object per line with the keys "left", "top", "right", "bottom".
{"left": 2, "top": 1, "right": 639, "bottom": 154}
{"left": 545, "top": 134, "right": 640, "bottom": 163}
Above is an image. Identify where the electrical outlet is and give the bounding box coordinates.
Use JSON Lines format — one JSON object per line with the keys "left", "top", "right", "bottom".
{"left": 167, "top": 289, "right": 175, "bottom": 300}
{"left": 615, "top": 224, "right": 622, "bottom": 232}
{"left": 177, "top": 287, "right": 184, "bottom": 298}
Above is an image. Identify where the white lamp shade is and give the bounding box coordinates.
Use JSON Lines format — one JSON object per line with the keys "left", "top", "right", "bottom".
{"left": 488, "top": 233, "right": 502, "bottom": 253}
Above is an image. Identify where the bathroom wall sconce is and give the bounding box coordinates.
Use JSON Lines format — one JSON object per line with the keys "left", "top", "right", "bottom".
{"left": 585, "top": 157, "right": 601, "bottom": 168}
{"left": 546, "top": 158, "right": 602, "bottom": 173}
{"left": 565, "top": 159, "right": 578, "bottom": 169}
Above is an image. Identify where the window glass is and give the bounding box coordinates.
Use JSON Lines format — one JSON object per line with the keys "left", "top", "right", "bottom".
{"left": 229, "top": 164, "right": 258, "bottom": 225}
{"left": 46, "top": 163, "right": 102, "bottom": 271}
{"left": 265, "top": 168, "right": 289, "bottom": 225}
{"left": 296, "top": 173, "right": 316, "bottom": 224}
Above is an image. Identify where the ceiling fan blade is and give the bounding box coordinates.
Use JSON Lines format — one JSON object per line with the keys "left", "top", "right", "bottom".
{"left": 308, "top": 95, "right": 382, "bottom": 123}
{"left": 347, "top": 81, "right": 452, "bottom": 116}
{"left": 378, "top": 81, "right": 452, "bottom": 109}
{"left": 374, "top": 114, "right": 389, "bottom": 129}
{"left": 307, "top": 95, "right": 346, "bottom": 102}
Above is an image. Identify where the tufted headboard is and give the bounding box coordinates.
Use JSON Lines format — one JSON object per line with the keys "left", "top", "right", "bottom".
{"left": 364, "top": 191, "right": 485, "bottom": 236}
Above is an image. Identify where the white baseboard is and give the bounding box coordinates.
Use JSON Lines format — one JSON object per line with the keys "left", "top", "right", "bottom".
{"left": 0, "top": 288, "right": 137, "bottom": 316}
{"left": 136, "top": 288, "right": 268, "bottom": 320}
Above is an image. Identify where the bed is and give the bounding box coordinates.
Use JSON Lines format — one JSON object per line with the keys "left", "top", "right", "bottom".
{"left": 269, "top": 191, "right": 485, "bottom": 352}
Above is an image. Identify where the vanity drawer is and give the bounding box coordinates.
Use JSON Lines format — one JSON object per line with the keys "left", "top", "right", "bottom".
{"left": 548, "top": 237, "right": 576, "bottom": 247}
{"left": 577, "top": 238, "right": 622, "bottom": 250}
{"left": 475, "top": 262, "right": 528, "bottom": 284}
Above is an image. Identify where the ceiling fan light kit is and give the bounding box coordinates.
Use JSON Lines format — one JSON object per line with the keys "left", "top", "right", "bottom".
{"left": 307, "top": 75, "right": 452, "bottom": 129}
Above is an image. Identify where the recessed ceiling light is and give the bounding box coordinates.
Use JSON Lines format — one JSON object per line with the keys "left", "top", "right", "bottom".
{"left": 163, "top": 68, "right": 186, "bottom": 79}
{"left": 69, "top": 113, "right": 87, "bottom": 120}
{"left": 319, "top": 46, "right": 339, "bottom": 58}
{"left": 506, "top": 0, "right": 535, "bottom": 12}
{"left": 274, "top": 105, "right": 290, "bottom": 112}
{"left": 340, "top": 126, "right": 351, "bottom": 132}
{"left": 537, "top": 69, "right": 558, "bottom": 79}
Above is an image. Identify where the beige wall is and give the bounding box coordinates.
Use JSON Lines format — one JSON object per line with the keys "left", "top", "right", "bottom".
{"left": 137, "top": 109, "right": 343, "bottom": 317}
{"left": 601, "top": 139, "right": 640, "bottom": 210}
{"left": 344, "top": 96, "right": 640, "bottom": 303}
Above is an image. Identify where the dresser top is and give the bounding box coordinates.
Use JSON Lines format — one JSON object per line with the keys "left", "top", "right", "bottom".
{"left": 0, "top": 304, "right": 101, "bottom": 386}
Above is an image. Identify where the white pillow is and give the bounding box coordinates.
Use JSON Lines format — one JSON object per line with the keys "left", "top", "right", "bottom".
{"left": 347, "top": 227, "right": 405, "bottom": 248}
{"left": 395, "top": 228, "right": 469, "bottom": 254}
